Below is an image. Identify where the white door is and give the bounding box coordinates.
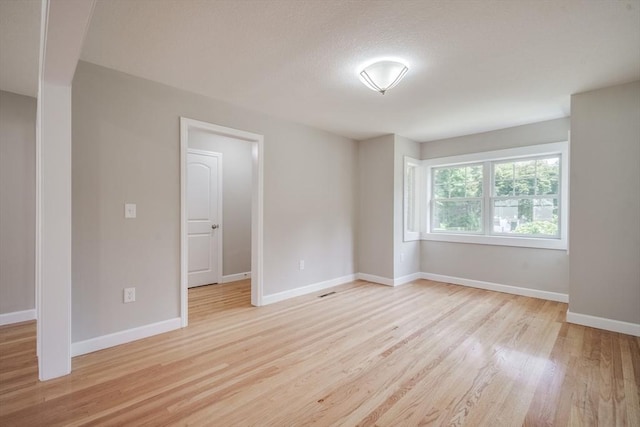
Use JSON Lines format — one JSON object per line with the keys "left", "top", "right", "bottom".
{"left": 187, "top": 150, "right": 222, "bottom": 287}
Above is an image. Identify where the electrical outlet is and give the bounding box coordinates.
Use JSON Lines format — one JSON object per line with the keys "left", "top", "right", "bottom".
{"left": 299, "top": 260, "right": 305, "bottom": 270}
{"left": 124, "top": 203, "right": 137, "bottom": 219}
{"left": 124, "top": 287, "right": 136, "bottom": 303}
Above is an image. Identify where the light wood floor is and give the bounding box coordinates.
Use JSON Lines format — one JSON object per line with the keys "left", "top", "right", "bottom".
{"left": 1, "top": 279, "right": 639, "bottom": 426}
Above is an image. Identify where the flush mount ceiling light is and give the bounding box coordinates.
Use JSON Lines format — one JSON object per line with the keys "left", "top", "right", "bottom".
{"left": 358, "top": 60, "right": 409, "bottom": 95}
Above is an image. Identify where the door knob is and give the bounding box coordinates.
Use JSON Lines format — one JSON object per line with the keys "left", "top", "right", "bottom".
{"left": 212, "top": 224, "right": 219, "bottom": 230}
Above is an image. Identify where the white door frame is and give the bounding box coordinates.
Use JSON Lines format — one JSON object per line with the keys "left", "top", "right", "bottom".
{"left": 187, "top": 148, "right": 223, "bottom": 287}
{"left": 180, "top": 117, "right": 264, "bottom": 327}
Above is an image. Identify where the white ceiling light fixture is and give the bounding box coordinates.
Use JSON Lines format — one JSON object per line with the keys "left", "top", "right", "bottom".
{"left": 359, "top": 60, "right": 409, "bottom": 95}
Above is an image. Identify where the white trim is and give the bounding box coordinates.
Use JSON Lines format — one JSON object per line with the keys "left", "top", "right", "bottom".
{"left": 0, "top": 309, "right": 36, "bottom": 326}
{"left": 394, "top": 272, "right": 423, "bottom": 286}
{"left": 36, "top": 0, "right": 96, "bottom": 383}
{"left": 187, "top": 148, "right": 224, "bottom": 286}
{"left": 251, "top": 133, "right": 264, "bottom": 307}
{"left": 357, "top": 272, "right": 423, "bottom": 287}
{"left": 180, "top": 119, "right": 188, "bottom": 326}
{"left": 421, "top": 272, "right": 569, "bottom": 303}
{"left": 356, "top": 273, "right": 395, "bottom": 287}
{"left": 35, "top": 3, "right": 43, "bottom": 359}
{"left": 222, "top": 272, "right": 251, "bottom": 283}
{"left": 566, "top": 311, "right": 640, "bottom": 337}
{"left": 421, "top": 233, "right": 568, "bottom": 250}
{"left": 180, "top": 117, "right": 265, "bottom": 329}
{"left": 262, "top": 274, "right": 356, "bottom": 305}
{"left": 71, "top": 318, "right": 181, "bottom": 357}
{"left": 403, "top": 156, "right": 421, "bottom": 242}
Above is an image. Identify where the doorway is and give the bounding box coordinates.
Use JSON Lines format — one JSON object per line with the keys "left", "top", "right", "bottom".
{"left": 180, "top": 117, "right": 264, "bottom": 327}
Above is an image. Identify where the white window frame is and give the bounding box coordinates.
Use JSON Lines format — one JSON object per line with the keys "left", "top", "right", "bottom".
{"left": 404, "top": 156, "right": 422, "bottom": 241}
{"left": 404, "top": 141, "right": 568, "bottom": 250}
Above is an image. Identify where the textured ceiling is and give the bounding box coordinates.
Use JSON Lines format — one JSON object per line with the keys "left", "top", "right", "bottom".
{"left": 2, "top": 1, "right": 639, "bottom": 141}
{"left": 0, "top": 0, "right": 41, "bottom": 97}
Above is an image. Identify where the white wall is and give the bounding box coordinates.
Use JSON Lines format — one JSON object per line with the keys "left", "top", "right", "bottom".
{"left": 569, "top": 80, "right": 640, "bottom": 325}
{"left": 0, "top": 90, "right": 36, "bottom": 315}
{"left": 189, "top": 129, "right": 252, "bottom": 277}
{"left": 420, "top": 118, "right": 570, "bottom": 295}
{"left": 393, "top": 135, "right": 421, "bottom": 279}
{"left": 72, "top": 61, "right": 358, "bottom": 342}
{"left": 358, "top": 135, "right": 394, "bottom": 279}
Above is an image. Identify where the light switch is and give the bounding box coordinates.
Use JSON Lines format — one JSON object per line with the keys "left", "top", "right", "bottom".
{"left": 124, "top": 203, "right": 137, "bottom": 219}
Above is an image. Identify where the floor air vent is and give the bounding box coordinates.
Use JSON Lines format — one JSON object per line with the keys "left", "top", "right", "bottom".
{"left": 318, "top": 291, "right": 336, "bottom": 298}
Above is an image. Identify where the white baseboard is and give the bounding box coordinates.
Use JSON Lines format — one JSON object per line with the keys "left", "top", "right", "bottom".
{"left": 421, "top": 272, "right": 569, "bottom": 303}
{"left": 222, "top": 272, "right": 251, "bottom": 283}
{"left": 356, "top": 273, "right": 394, "bottom": 287}
{"left": 566, "top": 311, "right": 640, "bottom": 337}
{"left": 262, "top": 274, "right": 356, "bottom": 305}
{"left": 71, "top": 317, "right": 182, "bottom": 357}
{"left": 394, "top": 272, "right": 423, "bottom": 286}
{"left": 357, "top": 272, "right": 428, "bottom": 287}
{"left": 0, "top": 309, "right": 36, "bottom": 326}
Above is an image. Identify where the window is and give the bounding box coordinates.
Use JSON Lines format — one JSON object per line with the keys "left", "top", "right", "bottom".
{"left": 491, "top": 156, "right": 560, "bottom": 238}
{"left": 403, "top": 141, "right": 568, "bottom": 250}
{"left": 403, "top": 158, "right": 421, "bottom": 241}
{"left": 432, "top": 164, "right": 483, "bottom": 233}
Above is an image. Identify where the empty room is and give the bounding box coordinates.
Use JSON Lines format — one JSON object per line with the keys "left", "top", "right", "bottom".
{"left": 0, "top": 0, "right": 639, "bottom": 425}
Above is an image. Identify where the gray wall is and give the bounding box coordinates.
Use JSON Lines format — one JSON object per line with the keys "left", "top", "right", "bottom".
{"left": 0, "top": 90, "right": 36, "bottom": 314}
{"left": 420, "top": 118, "right": 570, "bottom": 294}
{"left": 189, "top": 129, "right": 252, "bottom": 277}
{"left": 72, "top": 62, "right": 358, "bottom": 342}
{"left": 358, "top": 135, "right": 394, "bottom": 279}
{"left": 569, "top": 81, "right": 640, "bottom": 324}
{"left": 393, "top": 135, "right": 421, "bottom": 279}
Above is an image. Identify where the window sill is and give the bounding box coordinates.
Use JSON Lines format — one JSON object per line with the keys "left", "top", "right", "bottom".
{"left": 421, "top": 232, "right": 567, "bottom": 250}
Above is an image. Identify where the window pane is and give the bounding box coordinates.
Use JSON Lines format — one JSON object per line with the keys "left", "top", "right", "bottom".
{"left": 514, "top": 160, "right": 535, "bottom": 195}
{"left": 433, "top": 168, "right": 451, "bottom": 186}
{"left": 494, "top": 179, "right": 513, "bottom": 196}
{"left": 494, "top": 163, "right": 515, "bottom": 196}
{"left": 433, "top": 200, "right": 482, "bottom": 233}
{"left": 494, "top": 163, "right": 514, "bottom": 181}
{"left": 535, "top": 157, "right": 559, "bottom": 195}
{"left": 514, "top": 160, "right": 536, "bottom": 178}
{"left": 433, "top": 164, "right": 482, "bottom": 198}
{"left": 450, "top": 183, "right": 466, "bottom": 198}
{"left": 466, "top": 165, "right": 483, "bottom": 197}
{"left": 494, "top": 156, "right": 560, "bottom": 198}
{"left": 492, "top": 198, "right": 558, "bottom": 236}
{"left": 465, "top": 180, "right": 482, "bottom": 198}
{"left": 514, "top": 178, "right": 535, "bottom": 195}
{"left": 493, "top": 199, "right": 519, "bottom": 233}
{"left": 534, "top": 197, "right": 557, "bottom": 223}
{"left": 434, "top": 184, "right": 448, "bottom": 198}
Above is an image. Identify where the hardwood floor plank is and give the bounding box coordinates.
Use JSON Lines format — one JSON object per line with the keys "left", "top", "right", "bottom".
{"left": 367, "top": 294, "right": 529, "bottom": 426}
{"left": 570, "top": 327, "right": 603, "bottom": 425}
{"left": 170, "top": 283, "right": 481, "bottom": 426}
{"left": 1, "top": 279, "right": 638, "bottom": 426}
{"left": 621, "top": 337, "right": 640, "bottom": 427}
{"left": 474, "top": 310, "right": 561, "bottom": 426}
